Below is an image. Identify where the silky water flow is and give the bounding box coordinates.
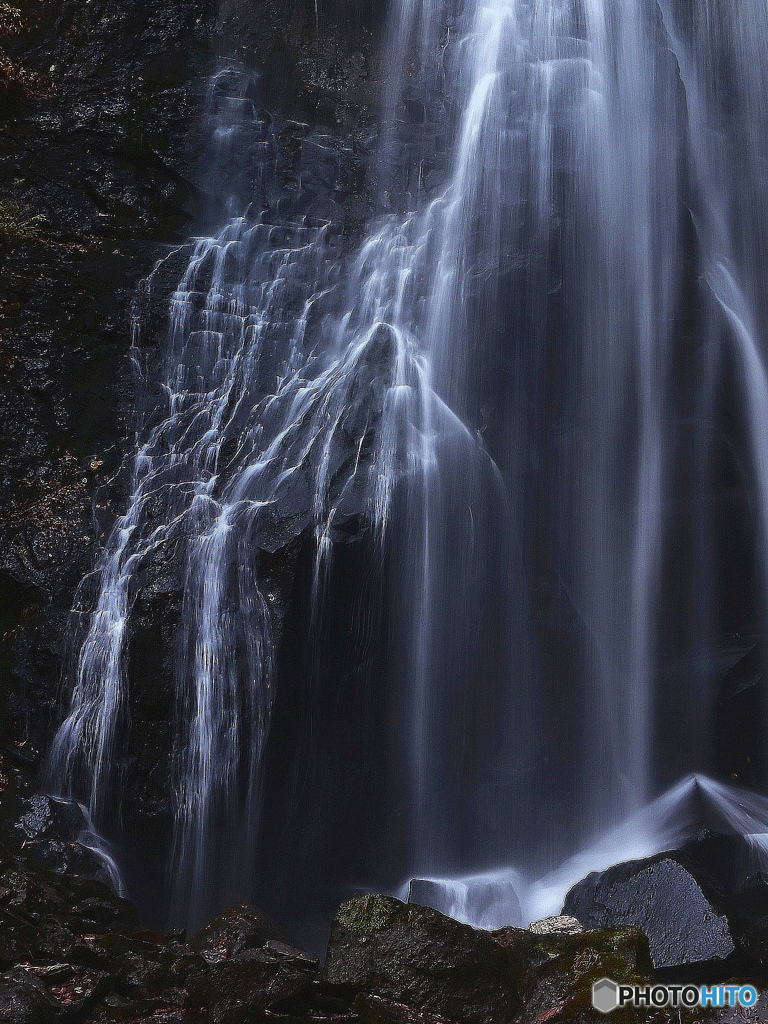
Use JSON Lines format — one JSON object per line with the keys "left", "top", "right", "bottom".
{"left": 46, "top": 0, "right": 768, "bottom": 932}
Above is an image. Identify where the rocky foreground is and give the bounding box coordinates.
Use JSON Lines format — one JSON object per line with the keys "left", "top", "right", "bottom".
{"left": 1, "top": 824, "right": 767, "bottom": 1024}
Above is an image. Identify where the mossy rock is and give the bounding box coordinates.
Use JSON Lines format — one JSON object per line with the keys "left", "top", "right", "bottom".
{"left": 325, "top": 894, "right": 522, "bottom": 1024}
{"left": 336, "top": 893, "right": 402, "bottom": 934}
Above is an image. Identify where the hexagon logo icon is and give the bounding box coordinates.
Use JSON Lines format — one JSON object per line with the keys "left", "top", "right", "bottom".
{"left": 592, "top": 978, "right": 619, "bottom": 1014}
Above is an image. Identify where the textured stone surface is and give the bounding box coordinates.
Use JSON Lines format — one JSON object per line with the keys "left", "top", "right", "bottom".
{"left": 324, "top": 894, "right": 522, "bottom": 1024}
{"left": 355, "top": 992, "right": 459, "bottom": 1024}
{"left": 529, "top": 915, "right": 584, "bottom": 937}
{"left": 563, "top": 853, "right": 735, "bottom": 969}
{"left": 187, "top": 902, "right": 291, "bottom": 960}
{"left": 0, "top": 0, "right": 385, "bottom": 941}
{"left": 492, "top": 924, "right": 654, "bottom": 1024}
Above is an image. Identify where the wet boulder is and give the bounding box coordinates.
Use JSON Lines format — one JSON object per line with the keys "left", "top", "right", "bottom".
{"left": 0, "top": 841, "right": 138, "bottom": 973}
{"left": 529, "top": 916, "right": 583, "bottom": 936}
{"left": 493, "top": 923, "right": 652, "bottom": 1024}
{"left": 650, "top": 831, "right": 768, "bottom": 970}
{"left": 22, "top": 839, "right": 113, "bottom": 890}
{"left": 323, "top": 894, "right": 522, "bottom": 1024}
{"left": 184, "top": 945, "right": 318, "bottom": 1023}
{"left": 5, "top": 794, "right": 122, "bottom": 893}
{"left": 563, "top": 853, "right": 735, "bottom": 970}
{"left": 722, "top": 871, "right": 768, "bottom": 968}
{"left": 355, "top": 992, "right": 459, "bottom": 1023}
{"left": 0, "top": 971, "right": 58, "bottom": 1024}
{"left": 188, "top": 902, "right": 289, "bottom": 960}
{"left": 10, "top": 794, "right": 88, "bottom": 845}
{"left": 182, "top": 904, "right": 318, "bottom": 1023}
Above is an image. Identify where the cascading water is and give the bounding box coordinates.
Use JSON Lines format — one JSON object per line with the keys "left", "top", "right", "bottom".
{"left": 45, "top": 0, "right": 768, "bottom": 936}
{"left": 46, "top": 59, "right": 490, "bottom": 927}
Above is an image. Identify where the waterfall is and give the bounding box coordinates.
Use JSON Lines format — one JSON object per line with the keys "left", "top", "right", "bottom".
{"left": 46, "top": 0, "right": 768, "bottom": 932}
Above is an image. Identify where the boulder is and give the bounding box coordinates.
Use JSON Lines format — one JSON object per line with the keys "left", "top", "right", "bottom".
{"left": 184, "top": 946, "right": 317, "bottom": 1023}
{"left": 183, "top": 905, "right": 318, "bottom": 1022}
{"left": 0, "top": 971, "right": 58, "bottom": 1024}
{"left": 11, "top": 795, "right": 93, "bottom": 846}
{"left": 721, "top": 871, "right": 768, "bottom": 968}
{"left": 323, "top": 894, "right": 522, "bottom": 1024}
{"left": 8, "top": 793, "right": 125, "bottom": 894}
{"left": 529, "top": 916, "right": 583, "bottom": 936}
{"left": 492, "top": 923, "right": 652, "bottom": 1024}
{"left": 563, "top": 853, "right": 735, "bottom": 970}
{"left": 355, "top": 992, "right": 459, "bottom": 1023}
{"left": 188, "top": 903, "right": 289, "bottom": 960}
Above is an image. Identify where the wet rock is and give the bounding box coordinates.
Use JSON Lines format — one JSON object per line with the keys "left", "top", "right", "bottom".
{"left": 0, "top": 848, "right": 717, "bottom": 1024}
{"left": 188, "top": 902, "right": 288, "bottom": 960}
{"left": 0, "top": 970, "right": 58, "bottom": 1024}
{"left": 185, "top": 945, "right": 317, "bottom": 1022}
{"left": 355, "top": 992, "right": 458, "bottom": 1023}
{"left": 0, "top": 841, "right": 136, "bottom": 952}
{"left": 493, "top": 924, "right": 653, "bottom": 1024}
{"left": 11, "top": 794, "right": 92, "bottom": 849}
{"left": 260, "top": 976, "right": 358, "bottom": 1021}
{"left": 0, "top": 934, "right": 22, "bottom": 972}
{"left": 0, "top": 0, "right": 218, "bottom": 795}
{"left": 0, "top": 0, "right": 384, "bottom": 948}
{"left": 110, "top": 947, "right": 181, "bottom": 1000}
{"left": 722, "top": 871, "right": 768, "bottom": 968}
{"left": 323, "top": 894, "right": 522, "bottom": 1024}
{"left": 5, "top": 794, "right": 120, "bottom": 893}
{"left": 620, "top": 832, "right": 768, "bottom": 970}
{"left": 20, "top": 963, "right": 108, "bottom": 1014}
{"left": 529, "top": 915, "right": 583, "bottom": 936}
{"left": 563, "top": 853, "right": 736, "bottom": 969}
{"left": 14, "top": 794, "right": 59, "bottom": 840}
{"left": 264, "top": 938, "right": 319, "bottom": 964}
{"left": 27, "top": 919, "right": 78, "bottom": 963}
{"left": 22, "top": 839, "right": 114, "bottom": 891}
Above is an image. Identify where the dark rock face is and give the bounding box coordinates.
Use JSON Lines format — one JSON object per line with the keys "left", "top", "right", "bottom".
{"left": 0, "top": 0, "right": 385, "bottom": 940}
{"left": 492, "top": 924, "right": 654, "bottom": 1024}
{"left": 562, "top": 834, "right": 768, "bottom": 974}
{"left": 187, "top": 902, "right": 291, "bottom": 959}
{"left": 355, "top": 993, "right": 459, "bottom": 1024}
{"left": 4, "top": 793, "right": 119, "bottom": 889}
{"left": 0, "top": 973, "right": 59, "bottom": 1024}
{"left": 0, "top": 0, "right": 218, "bottom": 854}
{"left": 674, "top": 833, "right": 768, "bottom": 971}
{"left": 323, "top": 895, "right": 669, "bottom": 1024}
{"left": 184, "top": 947, "right": 317, "bottom": 1022}
{"left": 324, "top": 893, "right": 523, "bottom": 1024}
{"left": 0, "top": 839, "right": 325, "bottom": 1023}
{"left": 0, "top": 841, "right": 137, "bottom": 970}
{"left": 563, "top": 853, "right": 736, "bottom": 970}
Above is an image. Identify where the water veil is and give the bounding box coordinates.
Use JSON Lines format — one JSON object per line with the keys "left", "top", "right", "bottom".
{"left": 44, "top": 0, "right": 768, "bottom": 934}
